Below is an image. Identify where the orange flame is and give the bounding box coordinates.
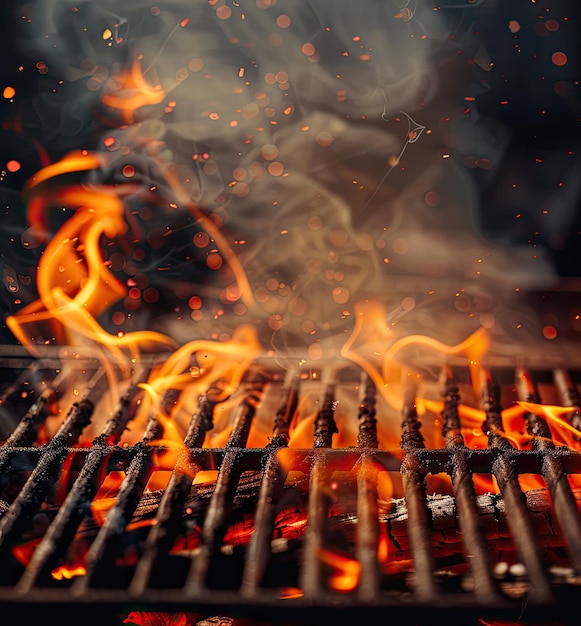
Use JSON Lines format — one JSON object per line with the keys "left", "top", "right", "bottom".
{"left": 518, "top": 401, "right": 581, "bottom": 450}
{"left": 381, "top": 325, "right": 489, "bottom": 404}
{"left": 101, "top": 59, "right": 165, "bottom": 124}
{"left": 8, "top": 58, "right": 257, "bottom": 375}
{"left": 341, "top": 299, "right": 489, "bottom": 412}
{"left": 377, "top": 524, "right": 389, "bottom": 565}
{"left": 317, "top": 547, "right": 362, "bottom": 592}
{"left": 101, "top": 58, "right": 256, "bottom": 311}
{"left": 7, "top": 152, "right": 177, "bottom": 392}
{"left": 129, "top": 324, "right": 264, "bottom": 446}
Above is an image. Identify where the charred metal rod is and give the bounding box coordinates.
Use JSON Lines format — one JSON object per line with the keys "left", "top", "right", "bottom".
{"left": 298, "top": 454, "right": 332, "bottom": 597}
{"left": 0, "top": 368, "right": 70, "bottom": 478}
{"left": 298, "top": 383, "right": 338, "bottom": 597}
{"left": 553, "top": 368, "right": 581, "bottom": 436}
{"left": 129, "top": 382, "right": 226, "bottom": 596}
{"left": 241, "top": 374, "right": 299, "bottom": 595}
{"left": 439, "top": 366, "right": 500, "bottom": 603}
{"left": 16, "top": 387, "right": 139, "bottom": 591}
{"left": 355, "top": 374, "right": 380, "bottom": 601}
{"left": 357, "top": 372, "right": 379, "bottom": 450}
{"left": 399, "top": 371, "right": 439, "bottom": 602}
{"left": 0, "top": 392, "right": 54, "bottom": 481}
{"left": 3, "top": 390, "right": 54, "bottom": 448}
{"left": 73, "top": 390, "right": 176, "bottom": 593}
{"left": 480, "top": 368, "right": 553, "bottom": 603}
{"left": 0, "top": 397, "right": 94, "bottom": 559}
{"left": 313, "top": 383, "right": 338, "bottom": 449}
{"left": 186, "top": 374, "right": 267, "bottom": 591}
{"left": 515, "top": 368, "right": 581, "bottom": 575}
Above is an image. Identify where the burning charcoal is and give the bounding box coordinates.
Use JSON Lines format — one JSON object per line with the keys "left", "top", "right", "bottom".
{"left": 122, "top": 611, "right": 198, "bottom": 626}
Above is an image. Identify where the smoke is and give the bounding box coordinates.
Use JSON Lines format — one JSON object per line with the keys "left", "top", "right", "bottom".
{"left": 2, "top": 0, "right": 565, "bottom": 364}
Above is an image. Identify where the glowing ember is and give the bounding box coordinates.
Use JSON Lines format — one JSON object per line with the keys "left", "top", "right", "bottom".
{"left": 51, "top": 565, "right": 86, "bottom": 581}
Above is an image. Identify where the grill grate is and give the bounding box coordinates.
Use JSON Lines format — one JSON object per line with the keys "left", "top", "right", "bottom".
{"left": 0, "top": 346, "right": 580, "bottom": 624}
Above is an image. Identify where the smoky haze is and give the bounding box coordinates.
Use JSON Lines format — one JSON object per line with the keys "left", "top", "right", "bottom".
{"left": 1, "top": 0, "right": 579, "bottom": 368}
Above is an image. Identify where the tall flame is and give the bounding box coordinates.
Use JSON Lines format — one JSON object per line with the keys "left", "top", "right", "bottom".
{"left": 6, "top": 151, "right": 177, "bottom": 390}
{"left": 6, "top": 60, "right": 262, "bottom": 404}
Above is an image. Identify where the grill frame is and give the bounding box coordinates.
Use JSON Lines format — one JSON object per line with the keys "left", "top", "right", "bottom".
{"left": 1, "top": 346, "right": 581, "bottom": 624}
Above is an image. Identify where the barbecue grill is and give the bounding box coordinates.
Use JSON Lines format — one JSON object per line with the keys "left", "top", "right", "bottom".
{"left": 0, "top": 342, "right": 580, "bottom": 626}
{"left": 2, "top": 1, "right": 581, "bottom": 624}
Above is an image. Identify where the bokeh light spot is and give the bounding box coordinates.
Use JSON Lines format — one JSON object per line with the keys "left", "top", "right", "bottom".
{"left": 268, "top": 161, "right": 284, "bottom": 176}
{"left": 307, "top": 343, "right": 323, "bottom": 361}
{"left": 276, "top": 15, "right": 291, "bottom": 29}
{"left": 401, "top": 297, "right": 415, "bottom": 312}
{"left": 551, "top": 52, "right": 567, "bottom": 67}
{"left": 542, "top": 325, "right": 557, "bottom": 340}
{"left": 216, "top": 5, "right": 232, "bottom": 19}
{"left": 206, "top": 252, "right": 223, "bottom": 270}
{"left": 188, "top": 296, "right": 202, "bottom": 310}
{"left": 188, "top": 58, "right": 204, "bottom": 72}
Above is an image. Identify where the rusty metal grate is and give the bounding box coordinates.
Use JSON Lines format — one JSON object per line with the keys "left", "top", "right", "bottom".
{"left": 0, "top": 346, "right": 580, "bottom": 625}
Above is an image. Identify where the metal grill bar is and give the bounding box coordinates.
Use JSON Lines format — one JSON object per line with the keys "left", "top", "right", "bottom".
{"left": 439, "top": 366, "right": 501, "bottom": 602}
{"left": 0, "top": 349, "right": 581, "bottom": 621}
{"left": 399, "top": 372, "right": 438, "bottom": 602}
{"left": 15, "top": 388, "right": 138, "bottom": 591}
{"left": 186, "top": 373, "right": 267, "bottom": 591}
{"left": 0, "top": 393, "right": 51, "bottom": 478}
{"left": 128, "top": 382, "right": 222, "bottom": 595}
{"left": 516, "top": 368, "right": 581, "bottom": 575}
{"left": 240, "top": 374, "right": 299, "bottom": 595}
{"left": 0, "top": 389, "right": 96, "bottom": 573}
{"left": 554, "top": 369, "right": 581, "bottom": 433}
{"left": 355, "top": 373, "right": 380, "bottom": 600}
{"left": 480, "top": 368, "right": 554, "bottom": 603}
{"left": 298, "top": 382, "right": 338, "bottom": 597}
{"left": 72, "top": 389, "right": 175, "bottom": 592}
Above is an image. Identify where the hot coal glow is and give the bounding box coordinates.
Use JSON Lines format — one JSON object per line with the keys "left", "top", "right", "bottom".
{"left": 0, "top": 1, "right": 581, "bottom": 624}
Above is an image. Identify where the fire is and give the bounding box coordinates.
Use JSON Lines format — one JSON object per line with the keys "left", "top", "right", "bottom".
{"left": 5, "top": 5, "right": 581, "bottom": 605}
{"left": 377, "top": 524, "right": 390, "bottom": 565}
{"left": 518, "top": 401, "right": 581, "bottom": 450}
{"left": 5, "top": 58, "right": 267, "bottom": 439}
{"left": 6, "top": 151, "right": 177, "bottom": 393}
{"left": 341, "top": 299, "right": 490, "bottom": 413}
{"left": 317, "top": 547, "right": 361, "bottom": 592}
{"left": 101, "top": 59, "right": 165, "bottom": 124}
